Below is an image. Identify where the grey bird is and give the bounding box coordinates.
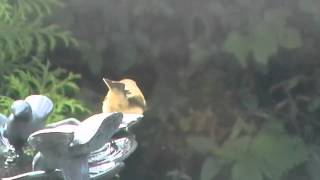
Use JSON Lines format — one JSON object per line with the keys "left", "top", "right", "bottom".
{"left": 3, "top": 113, "right": 143, "bottom": 180}
{"left": 4, "top": 95, "right": 53, "bottom": 154}
{"left": 118, "top": 113, "right": 143, "bottom": 129}
{"left": 0, "top": 113, "right": 10, "bottom": 154}
{"left": 28, "top": 112, "right": 123, "bottom": 180}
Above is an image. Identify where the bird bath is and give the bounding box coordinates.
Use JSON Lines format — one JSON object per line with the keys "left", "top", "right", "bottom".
{"left": 0, "top": 95, "right": 143, "bottom": 180}
{"left": 1, "top": 136, "right": 137, "bottom": 180}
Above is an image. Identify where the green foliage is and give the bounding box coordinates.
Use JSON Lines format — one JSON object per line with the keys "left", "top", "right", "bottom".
{"left": 14, "top": 0, "right": 65, "bottom": 17}
{"left": 188, "top": 119, "right": 309, "bottom": 180}
{"left": 200, "top": 157, "right": 226, "bottom": 180}
{"left": 308, "top": 97, "right": 320, "bottom": 112}
{"left": 0, "top": 0, "right": 77, "bottom": 62}
{"left": 306, "top": 145, "right": 320, "bottom": 180}
{"left": 0, "top": 0, "right": 90, "bottom": 123}
{"left": 189, "top": 42, "right": 213, "bottom": 65}
{"left": 2, "top": 59, "right": 90, "bottom": 123}
{"left": 224, "top": 32, "right": 251, "bottom": 67}
{"left": 56, "top": 0, "right": 320, "bottom": 75}
{"left": 0, "top": 96, "right": 14, "bottom": 116}
{"left": 78, "top": 42, "right": 104, "bottom": 75}
{"left": 186, "top": 136, "right": 217, "bottom": 154}
{"left": 224, "top": 8, "right": 302, "bottom": 67}
{"left": 231, "top": 156, "right": 263, "bottom": 180}
{"left": 53, "top": 0, "right": 320, "bottom": 179}
{"left": 299, "top": 0, "right": 320, "bottom": 23}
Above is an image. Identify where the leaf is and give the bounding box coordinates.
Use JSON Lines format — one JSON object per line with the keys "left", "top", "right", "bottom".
{"left": 236, "top": 0, "right": 253, "bottom": 6}
{"left": 251, "top": 23, "right": 278, "bottom": 66}
{"left": 1, "top": 59, "right": 91, "bottom": 123}
{"left": 250, "top": 123, "right": 308, "bottom": 179}
{"left": 215, "top": 136, "right": 251, "bottom": 161}
{"left": 260, "top": 120, "right": 285, "bottom": 134}
{"left": 236, "top": 0, "right": 265, "bottom": 11}
{"left": 306, "top": 145, "right": 320, "bottom": 180}
{"left": 190, "top": 42, "right": 212, "bottom": 64}
{"left": 278, "top": 27, "right": 302, "bottom": 49}
{"left": 264, "top": 8, "right": 290, "bottom": 29}
{"left": 0, "top": 0, "right": 76, "bottom": 62}
{"left": 232, "top": 157, "right": 263, "bottom": 180}
{"left": 240, "top": 87, "right": 259, "bottom": 110}
{"left": 208, "top": 2, "right": 225, "bottom": 16}
{"left": 299, "top": 0, "right": 319, "bottom": 15}
{"left": 0, "top": 96, "right": 14, "bottom": 115}
{"left": 229, "top": 119, "right": 244, "bottom": 140}
{"left": 224, "top": 31, "right": 250, "bottom": 67}
{"left": 200, "top": 156, "right": 226, "bottom": 180}
{"left": 308, "top": 96, "right": 320, "bottom": 112}
{"left": 213, "top": 120, "right": 308, "bottom": 180}
{"left": 187, "top": 136, "right": 216, "bottom": 154}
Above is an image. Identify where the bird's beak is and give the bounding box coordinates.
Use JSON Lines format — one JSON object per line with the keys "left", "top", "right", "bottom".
{"left": 103, "top": 78, "right": 112, "bottom": 90}
{"left": 103, "top": 78, "right": 126, "bottom": 91}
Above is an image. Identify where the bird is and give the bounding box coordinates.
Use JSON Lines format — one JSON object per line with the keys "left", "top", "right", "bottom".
{"left": 4, "top": 95, "right": 53, "bottom": 154}
{"left": 28, "top": 112, "right": 123, "bottom": 180}
{"left": 0, "top": 113, "right": 10, "bottom": 153}
{"left": 101, "top": 78, "right": 146, "bottom": 129}
{"left": 102, "top": 78, "right": 146, "bottom": 115}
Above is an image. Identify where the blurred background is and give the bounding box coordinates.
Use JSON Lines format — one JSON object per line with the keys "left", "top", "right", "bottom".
{"left": 1, "top": 0, "right": 320, "bottom": 179}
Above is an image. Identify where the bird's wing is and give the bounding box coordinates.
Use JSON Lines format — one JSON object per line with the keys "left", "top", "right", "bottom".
{"left": 46, "top": 118, "right": 81, "bottom": 128}
{"left": 120, "top": 79, "right": 145, "bottom": 100}
{"left": 70, "top": 113, "right": 122, "bottom": 155}
{"left": 0, "top": 113, "right": 10, "bottom": 153}
{"left": 25, "top": 95, "right": 54, "bottom": 122}
{"left": 119, "top": 113, "right": 144, "bottom": 129}
{"left": 28, "top": 125, "right": 75, "bottom": 156}
{"left": 127, "top": 95, "right": 146, "bottom": 109}
{"left": 0, "top": 113, "right": 8, "bottom": 128}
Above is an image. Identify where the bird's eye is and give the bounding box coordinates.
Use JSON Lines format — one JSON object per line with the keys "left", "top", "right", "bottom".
{"left": 125, "top": 90, "right": 131, "bottom": 95}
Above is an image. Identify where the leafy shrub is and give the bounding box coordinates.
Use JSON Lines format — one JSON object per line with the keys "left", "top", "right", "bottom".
{"left": 3, "top": 59, "right": 90, "bottom": 123}
{"left": 0, "top": 0, "right": 90, "bottom": 123}
{"left": 223, "top": 7, "right": 302, "bottom": 67}
{"left": 64, "top": 0, "right": 320, "bottom": 73}
{"left": 0, "top": 0, "right": 76, "bottom": 61}
{"left": 51, "top": 0, "right": 320, "bottom": 179}
{"left": 188, "top": 119, "right": 309, "bottom": 180}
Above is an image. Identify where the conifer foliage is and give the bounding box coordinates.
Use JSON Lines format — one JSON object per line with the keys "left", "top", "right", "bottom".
{"left": 0, "top": 0, "right": 90, "bottom": 123}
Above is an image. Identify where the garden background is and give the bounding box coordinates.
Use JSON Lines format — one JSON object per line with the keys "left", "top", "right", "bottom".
{"left": 1, "top": 0, "right": 320, "bottom": 179}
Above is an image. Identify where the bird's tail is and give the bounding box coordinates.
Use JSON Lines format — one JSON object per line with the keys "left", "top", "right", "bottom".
{"left": 25, "top": 95, "right": 54, "bottom": 120}
{"left": 0, "top": 113, "right": 10, "bottom": 154}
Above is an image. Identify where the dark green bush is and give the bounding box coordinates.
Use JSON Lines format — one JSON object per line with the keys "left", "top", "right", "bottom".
{"left": 0, "top": 0, "right": 90, "bottom": 123}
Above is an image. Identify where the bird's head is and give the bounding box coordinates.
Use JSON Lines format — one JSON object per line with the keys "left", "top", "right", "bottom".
{"left": 103, "top": 78, "right": 126, "bottom": 93}
{"left": 11, "top": 100, "right": 32, "bottom": 120}
{"left": 102, "top": 77, "right": 146, "bottom": 114}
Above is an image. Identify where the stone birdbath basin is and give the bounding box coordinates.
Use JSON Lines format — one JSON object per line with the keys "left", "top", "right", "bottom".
{"left": 0, "top": 95, "right": 143, "bottom": 180}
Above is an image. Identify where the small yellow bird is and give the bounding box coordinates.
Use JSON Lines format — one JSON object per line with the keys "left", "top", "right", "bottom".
{"left": 102, "top": 78, "right": 146, "bottom": 114}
